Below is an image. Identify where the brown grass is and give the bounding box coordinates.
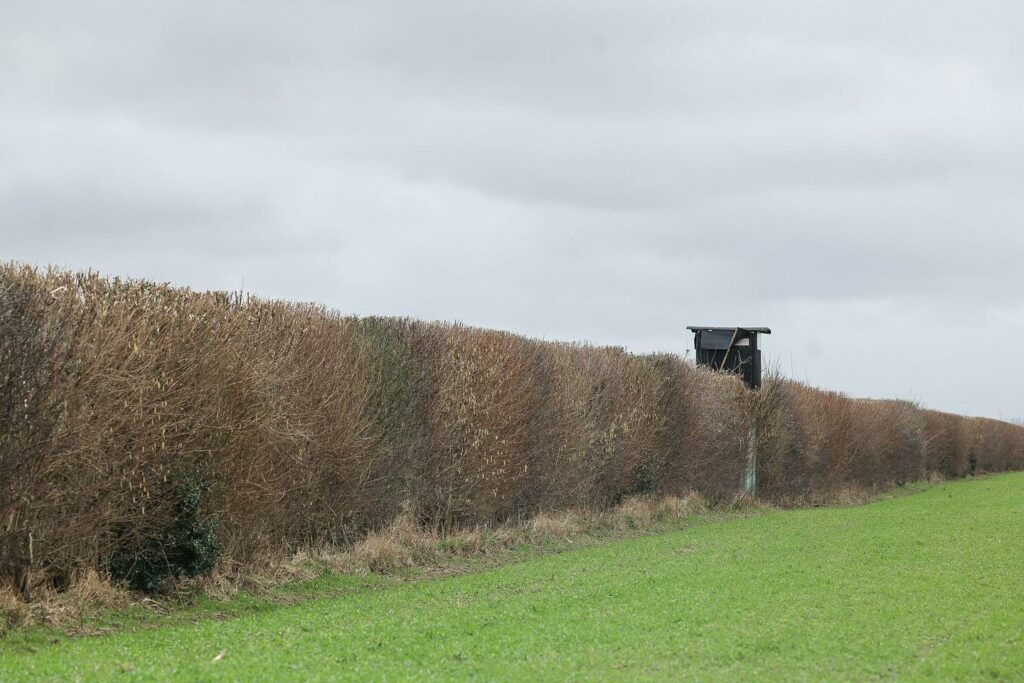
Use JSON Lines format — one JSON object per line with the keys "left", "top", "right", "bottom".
{"left": 347, "top": 512, "right": 439, "bottom": 573}
{"left": 0, "top": 585, "right": 29, "bottom": 635}
{"left": 529, "top": 511, "right": 589, "bottom": 539}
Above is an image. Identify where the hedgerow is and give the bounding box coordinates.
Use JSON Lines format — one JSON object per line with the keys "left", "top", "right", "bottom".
{"left": 1, "top": 263, "right": 1022, "bottom": 595}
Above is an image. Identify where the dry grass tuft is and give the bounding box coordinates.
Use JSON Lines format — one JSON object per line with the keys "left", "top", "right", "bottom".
{"left": 24, "top": 570, "right": 131, "bottom": 629}
{"left": 65, "top": 570, "right": 129, "bottom": 608}
{"left": 611, "top": 494, "right": 707, "bottom": 530}
{"left": 185, "top": 570, "right": 244, "bottom": 603}
{"left": 774, "top": 486, "right": 881, "bottom": 509}
{"left": 0, "top": 585, "right": 30, "bottom": 635}
{"left": 529, "top": 511, "right": 589, "bottom": 539}
{"left": 348, "top": 512, "right": 438, "bottom": 574}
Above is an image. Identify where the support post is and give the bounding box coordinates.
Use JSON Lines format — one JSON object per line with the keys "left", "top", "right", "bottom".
{"left": 744, "top": 424, "right": 758, "bottom": 495}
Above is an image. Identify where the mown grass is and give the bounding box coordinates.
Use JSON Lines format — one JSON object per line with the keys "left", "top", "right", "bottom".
{"left": 3, "top": 473, "right": 1023, "bottom": 681}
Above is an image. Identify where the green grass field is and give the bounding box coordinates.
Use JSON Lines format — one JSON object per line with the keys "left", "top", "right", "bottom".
{"left": 3, "top": 473, "right": 1023, "bottom": 681}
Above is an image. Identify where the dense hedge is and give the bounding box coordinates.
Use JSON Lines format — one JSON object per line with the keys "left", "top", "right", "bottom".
{"left": 2, "top": 264, "right": 1022, "bottom": 594}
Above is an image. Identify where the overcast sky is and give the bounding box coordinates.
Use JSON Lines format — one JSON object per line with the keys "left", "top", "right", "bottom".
{"left": 2, "top": 1, "right": 1023, "bottom": 420}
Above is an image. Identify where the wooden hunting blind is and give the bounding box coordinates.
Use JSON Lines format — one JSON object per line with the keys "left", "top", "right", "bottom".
{"left": 688, "top": 326, "right": 771, "bottom": 390}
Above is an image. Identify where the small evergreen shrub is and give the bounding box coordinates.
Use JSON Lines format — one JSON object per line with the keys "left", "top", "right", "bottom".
{"left": 108, "top": 478, "right": 220, "bottom": 593}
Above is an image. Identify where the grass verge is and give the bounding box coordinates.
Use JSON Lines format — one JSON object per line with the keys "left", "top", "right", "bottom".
{"left": 3, "top": 474, "right": 1020, "bottom": 680}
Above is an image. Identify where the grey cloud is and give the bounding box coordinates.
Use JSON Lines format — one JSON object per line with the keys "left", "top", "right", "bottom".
{"left": 1, "top": 0, "right": 1022, "bottom": 420}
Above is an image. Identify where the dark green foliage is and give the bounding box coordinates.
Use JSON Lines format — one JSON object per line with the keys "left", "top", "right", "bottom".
{"left": 108, "top": 478, "right": 220, "bottom": 593}
{"left": 353, "top": 317, "right": 424, "bottom": 524}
